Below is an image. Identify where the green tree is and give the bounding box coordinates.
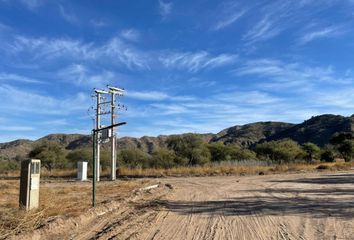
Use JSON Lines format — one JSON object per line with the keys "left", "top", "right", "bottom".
{"left": 255, "top": 139, "right": 305, "bottom": 163}
{"left": 29, "top": 143, "right": 68, "bottom": 171}
{"left": 207, "top": 142, "right": 231, "bottom": 162}
{"left": 302, "top": 142, "right": 321, "bottom": 162}
{"left": 0, "top": 159, "right": 19, "bottom": 174}
{"left": 151, "top": 149, "right": 177, "bottom": 168}
{"left": 166, "top": 134, "right": 211, "bottom": 165}
{"left": 118, "top": 148, "right": 151, "bottom": 168}
{"left": 338, "top": 139, "right": 354, "bottom": 162}
{"left": 330, "top": 132, "right": 354, "bottom": 162}
{"left": 321, "top": 145, "right": 337, "bottom": 162}
{"left": 229, "top": 145, "right": 257, "bottom": 161}
{"left": 66, "top": 148, "right": 92, "bottom": 167}
{"left": 330, "top": 132, "right": 354, "bottom": 145}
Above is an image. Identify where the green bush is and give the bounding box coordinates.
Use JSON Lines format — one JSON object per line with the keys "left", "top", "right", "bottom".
{"left": 151, "top": 149, "right": 178, "bottom": 168}
{"left": 0, "top": 159, "right": 19, "bottom": 173}
{"left": 302, "top": 142, "right": 321, "bottom": 162}
{"left": 118, "top": 148, "right": 151, "bottom": 168}
{"left": 255, "top": 139, "right": 305, "bottom": 163}
{"left": 338, "top": 139, "right": 354, "bottom": 162}
{"left": 66, "top": 148, "right": 92, "bottom": 167}
{"left": 207, "top": 142, "right": 231, "bottom": 162}
{"left": 230, "top": 147, "right": 257, "bottom": 161}
{"left": 29, "top": 143, "right": 68, "bottom": 171}
{"left": 330, "top": 132, "right": 354, "bottom": 162}
{"left": 167, "top": 134, "right": 211, "bottom": 165}
{"left": 320, "top": 145, "right": 337, "bottom": 162}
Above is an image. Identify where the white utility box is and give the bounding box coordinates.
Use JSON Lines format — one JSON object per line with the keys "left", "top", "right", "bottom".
{"left": 19, "top": 159, "right": 41, "bottom": 210}
{"left": 77, "top": 161, "right": 88, "bottom": 181}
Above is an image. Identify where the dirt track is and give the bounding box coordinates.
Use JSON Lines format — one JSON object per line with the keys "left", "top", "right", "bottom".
{"left": 14, "top": 171, "right": 354, "bottom": 240}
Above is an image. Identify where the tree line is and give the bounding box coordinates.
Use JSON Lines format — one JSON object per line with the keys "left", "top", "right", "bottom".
{"left": 1, "top": 132, "right": 354, "bottom": 172}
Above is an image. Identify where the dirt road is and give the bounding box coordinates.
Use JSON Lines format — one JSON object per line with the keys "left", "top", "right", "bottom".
{"left": 139, "top": 172, "right": 354, "bottom": 240}
{"left": 14, "top": 171, "right": 354, "bottom": 239}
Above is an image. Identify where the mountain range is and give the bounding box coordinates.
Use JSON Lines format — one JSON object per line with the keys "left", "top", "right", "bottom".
{"left": 1, "top": 114, "right": 353, "bottom": 160}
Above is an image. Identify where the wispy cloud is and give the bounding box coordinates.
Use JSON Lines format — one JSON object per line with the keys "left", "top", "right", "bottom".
{"left": 8, "top": 35, "right": 150, "bottom": 70}
{"left": 127, "top": 90, "right": 196, "bottom": 102}
{"left": 19, "top": 0, "right": 42, "bottom": 10}
{"left": 158, "top": 0, "right": 173, "bottom": 18}
{"left": 59, "top": 5, "right": 79, "bottom": 24}
{"left": 104, "top": 37, "right": 149, "bottom": 69}
{"left": 215, "top": 90, "right": 282, "bottom": 105}
{"left": 213, "top": 9, "right": 246, "bottom": 31}
{"left": 5, "top": 34, "right": 239, "bottom": 73}
{"left": 0, "top": 22, "right": 11, "bottom": 32}
{"left": 312, "top": 87, "right": 354, "bottom": 110}
{"left": 0, "top": 73, "right": 42, "bottom": 84}
{"left": 160, "top": 51, "right": 237, "bottom": 73}
{"left": 58, "top": 64, "right": 114, "bottom": 87}
{"left": 120, "top": 29, "right": 140, "bottom": 42}
{"left": 0, "top": 84, "right": 88, "bottom": 115}
{"left": 90, "top": 19, "right": 109, "bottom": 28}
{"left": 298, "top": 25, "right": 344, "bottom": 45}
{"left": 242, "top": 1, "right": 319, "bottom": 44}
{"left": 0, "top": 125, "right": 34, "bottom": 131}
{"left": 127, "top": 91, "right": 169, "bottom": 101}
{"left": 233, "top": 58, "right": 344, "bottom": 90}
{"left": 243, "top": 15, "right": 282, "bottom": 44}
{"left": 150, "top": 103, "right": 191, "bottom": 115}
{"left": 10, "top": 36, "right": 94, "bottom": 59}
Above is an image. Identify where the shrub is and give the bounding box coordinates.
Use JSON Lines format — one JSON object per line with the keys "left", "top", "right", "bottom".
{"left": 117, "top": 148, "right": 151, "bottom": 168}
{"left": 338, "top": 139, "right": 354, "bottom": 162}
{"left": 66, "top": 148, "right": 92, "bottom": 167}
{"left": 330, "top": 133, "right": 354, "bottom": 162}
{"left": 151, "top": 149, "right": 177, "bottom": 168}
{"left": 302, "top": 142, "right": 321, "bottom": 162}
{"left": 320, "top": 145, "right": 336, "bottom": 162}
{"left": 0, "top": 159, "right": 19, "bottom": 174}
{"left": 29, "top": 143, "right": 68, "bottom": 171}
{"left": 207, "top": 142, "right": 231, "bottom": 162}
{"left": 255, "top": 139, "right": 305, "bottom": 163}
{"left": 167, "top": 134, "right": 211, "bottom": 165}
{"left": 229, "top": 146, "right": 257, "bottom": 161}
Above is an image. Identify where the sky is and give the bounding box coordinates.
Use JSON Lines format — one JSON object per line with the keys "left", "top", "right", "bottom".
{"left": 0, "top": 0, "right": 354, "bottom": 142}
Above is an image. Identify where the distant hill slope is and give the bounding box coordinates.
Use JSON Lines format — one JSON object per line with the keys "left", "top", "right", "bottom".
{"left": 1, "top": 114, "right": 353, "bottom": 160}
{"left": 211, "top": 122, "right": 294, "bottom": 146}
{"left": 268, "top": 114, "right": 354, "bottom": 146}
{"left": 0, "top": 139, "right": 34, "bottom": 160}
{"left": 0, "top": 133, "right": 214, "bottom": 160}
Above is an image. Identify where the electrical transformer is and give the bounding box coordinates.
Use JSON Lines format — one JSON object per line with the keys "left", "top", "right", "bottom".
{"left": 19, "top": 159, "right": 41, "bottom": 210}
{"left": 77, "top": 161, "right": 88, "bottom": 181}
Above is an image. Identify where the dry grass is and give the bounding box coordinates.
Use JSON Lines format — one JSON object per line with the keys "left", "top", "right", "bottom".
{"left": 1, "top": 161, "right": 353, "bottom": 238}
{"left": 0, "top": 178, "right": 146, "bottom": 239}
{"left": 118, "top": 161, "right": 354, "bottom": 177}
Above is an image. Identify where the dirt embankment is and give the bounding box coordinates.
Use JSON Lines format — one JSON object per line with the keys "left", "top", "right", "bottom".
{"left": 10, "top": 171, "right": 354, "bottom": 239}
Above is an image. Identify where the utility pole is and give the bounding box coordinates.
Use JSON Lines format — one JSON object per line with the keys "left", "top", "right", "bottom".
{"left": 91, "top": 87, "right": 125, "bottom": 183}
{"left": 107, "top": 86, "right": 125, "bottom": 181}
{"left": 96, "top": 91, "right": 101, "bottom": 182}
{"left": 94, "top": 89, "right": 108, "bottom": 182}
{"left": 110, "top": 90, "right": 116, "bottom": 180}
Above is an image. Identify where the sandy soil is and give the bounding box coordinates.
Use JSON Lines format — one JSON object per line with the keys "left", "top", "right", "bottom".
{"left": 13, "top": 171, "right": 354, "bottom": 240}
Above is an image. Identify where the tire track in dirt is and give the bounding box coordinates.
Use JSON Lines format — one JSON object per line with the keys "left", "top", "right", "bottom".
{"left": 139, "top": 172, "right": 354, "bottom": 240}
{"left": 14, "top": 171, "right": 354, "bottom": 240}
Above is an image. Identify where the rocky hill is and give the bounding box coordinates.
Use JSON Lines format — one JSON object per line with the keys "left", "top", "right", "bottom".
{"left": 211, "top": 122, "right": 295, "bottom": 146}
{"left": 267, "top": 114, "right": 354, "bottom": 146}
{"left": 1, "top": 114, "right": 353, "bottom": 160}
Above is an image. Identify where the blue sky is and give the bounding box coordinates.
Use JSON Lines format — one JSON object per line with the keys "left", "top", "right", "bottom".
{"left": 0, "top": 0, "right": 354, "bottom": 142}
